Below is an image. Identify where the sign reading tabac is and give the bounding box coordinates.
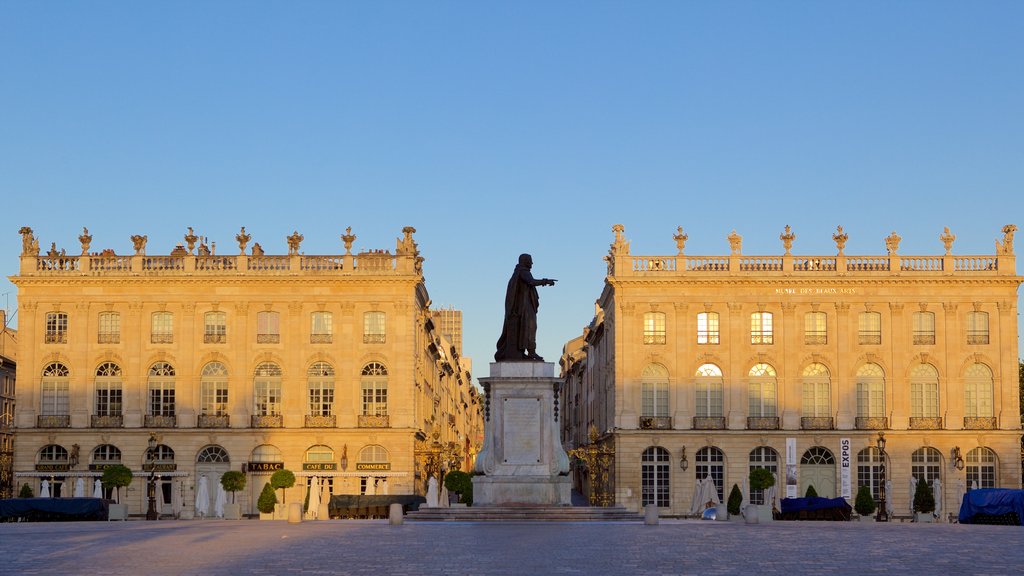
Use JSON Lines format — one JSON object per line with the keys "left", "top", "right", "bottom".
{"left": 355, "top": 462, "right": 391, "bottom": 471}
{"left": 247, "top": 462, "right": 285, "bottom": 473}
{"left": 302, "top": 462, "right": 338, "bottom": 471}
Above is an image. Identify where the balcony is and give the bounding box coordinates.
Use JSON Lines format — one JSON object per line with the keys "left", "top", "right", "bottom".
{"left": 363, "top": 333, "right": 386, "bottom": 344}
{"left": 642, "top": 334, "right": 666, "bottom": 345}
{"left": 692, "top": 416, "right": 726, "bottom": 430}
{"left": 151, "top": 333, "right": 174, "bottom": 344}
{"left": 909, "top": 417, "right": 943, "bottom": 430}
{"left": 37, "top": 415, "right": 70, "bottom": 428}
{"left": 804, "top": 334, "right": 827, "bottom": 346}
{"left": 639, "top": 416, "right": 672, "bottom": 430}
{"left": 800, "top": 417, "right": 833, "bottom": 430}
{"left": 198, "top": 414, "right": 230, "bottom": 428}
{"left": 97, "top": 332, "right": 120, "bottom": 344}
{"left": 358, "top": 414, "right": 390, "bottom": 428}
{"left": 310, "top": 334, "right": 332, "bottom": 344}
{"left": 251, "top": 415, "right": 283, "bottom": 428}
{"left": 257, "top": 334, "right": 280, "bottom": 344}
{"left": 91, "top": 415, "right": 123, "bottom": 428}
{"left": 305, "top": 415, "right": 336, "bottom": 428}
{"left": 145, "top": 415, "right": 177, "bottom": 428}
{"left": 44, "top": 333, "right": 67, "bottom": 344}
{"left": 912, "top": 333, "right": 935, "bottom": 346}
{"left": 963, "top": 416, "right": 997, "bottom": 430}
{"left": 204, "top": 333, "right": 227, "bottom": 344}
{"left": 855, "top": 416, "right": 887, "bottom": 430}
{"left": 747, "top": 417, "right": 779, "bottom": 430}
{"left": 858, "top": 333, "right": 881, "bottom": 345}
{"left": 966, "top": 333, "right": 990, "bottom": 345}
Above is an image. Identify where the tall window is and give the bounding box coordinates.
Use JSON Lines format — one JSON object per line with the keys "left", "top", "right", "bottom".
{"left": 966, "top": 311, "right": 989, "bottom": 345}
{"left": 361, "top": 362, "right": 388, "bottom": 416}
{"left": 364, "top": 311, "right": 386, "bottom": 344}
{"left": 964, "top": 363, "right": 994, "bottom": 418}
{"left": 204, "top": 312, "right": 226, "bottom": 344}
{"left": 857, "top": 447, "right": 884, "bottom": 501}
{"left": 148, "top": 362, "right": 176, "bottom": 416}
{"left": 855, "top": 363, "right": 885, "bottom": 418}
{"left": 911, "top": 447, "right": 941, "bottom": 485}
{"left": 643, "top": 312, "right": 666, "bottom": 345}
{"left": 94, "top": 362, "right": 122, "bottom": 417}
{"left": 912, "top": 311, "right": 935, "bottom": 345}
{"left": 257, "top": 311, "right": 280, "bottom": 344}
{"left": 641, "top": 447, "right": 670, "bottom": 507}
{"left": 697, "top": 312, "right": 720, "bottom": 344}
{"left": 801, "top": 363, "right": 831, "bottom": 418}
{"left": 311, "top": 312, "right": 333, "bottom": 344}
{"left": 695, "top": 363, "right": 724, "bottom": 418}
{"left": 748, "top": 363, "right": 777, "bottom": 418}
{"left": 966, "top": 447, "right": 997, "bottom": 489}
{"left": 750, "top": 312, "right": 773, "bottom": 344}
{"left": 909, "top": 364, "right": 939, "bottom": 418}
{"left": 749, "top": 447, "right": 779, "bottom": 505}
{"left": 308, "top": 362, "right": 335, "bottom": 416}
{"left": 98, "top": 312, "right": 120, "bottom": 344}
{"left": 254, "top": 363, "right": 282, "bottom": 416}
{"left": 44, "top": 312, "right": 68, "bottom": 344}
{"left": 640, "top": 364, "right": 669, "bottom": 418}
{"left": 858, "top": 312, "right": 881, "bottom": 345}
{"left": 200, "top": 362, "right": 228, "bottom": 416}
{"left": 695, "top": 447, "right": 725, "bottom": 501}
{"left": 804, "top": 312, "right": 827, "bottom": 345}
{"left": 151, "top": 312, "right": 173, "bottom": 344}
{"left": 41, "top": 362, "right": 70, "bottom": 415}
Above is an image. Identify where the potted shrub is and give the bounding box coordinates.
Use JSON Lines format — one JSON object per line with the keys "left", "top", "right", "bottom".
{"left": 746, "top": 468, "right": 775, "bottom": 524}
{"left": 805, "top": 484, "right": 818, "bottom": 498}
{"left": 257, "top": 483, "right": 278, "bottom": 520}
{"left": 727, "top": 484, "right": 743, "bottom": 521}
{"left": 18, "top": 483, "right": 34, "bottom": 498}
{"left": 854, "top": 485, "right": 876, "bottom": 521}
{"left": 913, "top": 477, "right": 936, "bottom": 523}
{"left": 220, "top": 471, "right": 246, "bottom": 520}
{"left": 443, "top": 471, "right": 474, "bottom": 506}
{"left": 270, "top": 469, "right": 295, "bottom": 519}
{"left": 102, "top": 464, "right": 133, "bottom": 520}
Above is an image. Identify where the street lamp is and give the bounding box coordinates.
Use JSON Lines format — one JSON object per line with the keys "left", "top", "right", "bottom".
{"left": 145, "top": 433, "right": 158, "bottom": 521}
{"left": 875, "top": 432, "right": 888, "bottom": 522}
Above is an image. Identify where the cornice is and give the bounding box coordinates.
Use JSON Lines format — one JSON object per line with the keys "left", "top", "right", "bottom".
{"left": 610, "top": 276, "right": 1023, "bottom": 288}
{"left": 10, "top": 275, "right": 422, "bottom": 288}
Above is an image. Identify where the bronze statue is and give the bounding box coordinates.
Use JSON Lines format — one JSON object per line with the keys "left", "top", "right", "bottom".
{"left": 495, "top": 254, "right": 556, "bottom": 362}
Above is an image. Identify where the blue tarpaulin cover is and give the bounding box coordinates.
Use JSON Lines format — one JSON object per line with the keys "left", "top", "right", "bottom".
{"left": 781, "top": 496, "right": 852, "bottom": 514}
{"left": 0, "top": 497, "right": 110, "bottom": 521}
{"left": 958, "top": 489, "right": 1024, "bottom": 525}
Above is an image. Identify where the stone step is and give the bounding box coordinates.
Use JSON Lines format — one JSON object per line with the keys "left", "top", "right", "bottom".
{"left": 406, "top": 506, "right": 642, "bottom": 522}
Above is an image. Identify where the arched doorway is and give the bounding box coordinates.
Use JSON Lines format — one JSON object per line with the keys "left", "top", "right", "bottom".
{"left": 800, "top": 447, "right": 836, "bottom": 498}
{"left": 196, "top": 445, "right": 230, "bottom": 516}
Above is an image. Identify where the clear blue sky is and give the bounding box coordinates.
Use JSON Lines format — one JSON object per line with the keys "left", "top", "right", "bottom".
{"left": 2, "top": 2, "right": 1022, "bottom": 371}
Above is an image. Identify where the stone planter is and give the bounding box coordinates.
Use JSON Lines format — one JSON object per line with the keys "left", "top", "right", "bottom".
{"left": 259, "top": 511, "right": 274, "bottom": 520}
{"left": 223, "top": 503, "right": 241, "bottom": 520}
{"left": 744, "top": 504, "right": 760, "bottom": 524}
{"left": 729, "top": 510, "right": 744, "bottom": 522}
{"left": 715, "top": 504, "right": 729, "bottom": 521}
{"left": 274, "top": 503, "right": 288, "bottom": 520}
{"left": 914, "top": 512, "right": 934, "bottom": 523}
{"left": 108, "top": 503, "right": 128, "bottom": 521}
{"left": 758, "top": 505, "right": 774, "bottom": 523}
{"left": 858, "top": 514, "right": 876, "bottom": 522}
{"left": 179, "top": 509, "right": 194, "bottom": 520}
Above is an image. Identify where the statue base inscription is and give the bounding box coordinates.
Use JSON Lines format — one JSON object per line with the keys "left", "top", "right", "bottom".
{"left": 472, "top": 362, "right": 571, "bottom": 506}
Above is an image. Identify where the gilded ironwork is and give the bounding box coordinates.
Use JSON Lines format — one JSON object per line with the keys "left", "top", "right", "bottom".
{"left": 145, "top": 415, "right": 177, "bottom": 428}
{"left": 36, "top": 415, "right": 70, "bottom": 428}
{"left": 414, "top": 430, "right": 462, "bottom": 479}
{"left": 639, "top": 416, "right": 672, "bottom": 430}
{"left": 855, "top": 416, "right": 888, "bottom": 430}
{"left": 909, "top": 417, "right": 943, "bottom": 430}
{"left": 251, "top": 415, "right": 283, "bottom": 428}
{"left": 963, "top": 416, "right": 997, "bottom": 430}
{"left": 305, "top": 415, "right": 336, "bottom": 428}
{"left": 800, "top": 417, "right": 833, "bottom": 430}
{"left": 567, "top": 425, "right": 615, "bottom": 507}
{"left": 747, "top": 417, "right": 779, "bottom": 430}
{"left": 90, "top": 415, "right": 123, "bottom": 428}
{"left": 692, "top": 416, "right": 726, "bottom": 430}
{"left": 198, "top": 414, "right": 230, "bottom": 428}
{"left": 358, "top": 415, "right": 390, "bottom": 428}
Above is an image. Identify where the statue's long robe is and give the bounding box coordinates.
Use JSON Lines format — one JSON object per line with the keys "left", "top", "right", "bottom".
{"left": 494, "top": 263, "right": 544, "bottom": 361}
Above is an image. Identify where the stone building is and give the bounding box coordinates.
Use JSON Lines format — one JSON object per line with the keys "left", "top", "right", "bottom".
{"left": 0, "top": 310, "right": 15, "bottom": 498}
{"left": 561, "top": 224, "right": 1021, "bottom": 518}
{"left": 10, "top": 225, "right": 482, "bottom": 516}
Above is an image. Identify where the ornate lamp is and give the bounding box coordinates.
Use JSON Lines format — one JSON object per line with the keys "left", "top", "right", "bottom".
{"left": 875, "top": 432, "right": 888, "bottom": 522}
{"left": 679, "top": 446, "right": 688, "bottom": 471}
{"left": 145, "top": 433, "right": 159, "bottom": 521}
{"left": 951, "top": 446, "right": 965, "bottom": 471}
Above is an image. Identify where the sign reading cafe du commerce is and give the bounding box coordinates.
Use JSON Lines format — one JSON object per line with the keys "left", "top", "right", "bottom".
{"left": 355, "top": 462, "right": 391, "bottom": 471}
{"left": 302, "top": 463, "right": 338, "bottom": 471}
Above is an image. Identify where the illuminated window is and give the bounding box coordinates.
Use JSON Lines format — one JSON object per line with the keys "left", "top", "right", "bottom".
{"left": 750, "top": 312, "right": 773, "bottom": 345}
{"left": 151, "top": 312, "right": 173, "bottom": 344}
{"left": 966, "top": 311, "right": 989, "bottom": 345}
{"left": 858, "top": 312, "right": 881, "bottom": 345}
{"left": 643, "top": 312, "right": 666, "bottom": 345}
{"left": 697, "top": 312, "right": 720, "bottom": 344}
{"left": 44, "top": 312, "right": 68, "bottom": 344}
{"left": 804, "top": 312, "right": 826, "bottom": 345}
{"left": 364, "top": 311, "right": 386, "bottom": 344}
{"left": 204, "top": 312, "right": 227, "bottom": 344}
{"left": 912, "top": 311, "right": 935, "bottom": 345}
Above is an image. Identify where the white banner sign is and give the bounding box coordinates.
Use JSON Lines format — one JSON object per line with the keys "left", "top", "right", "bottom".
{"left": 786, "top": 438, "right": 798, "bottom": 498}
{"left": 840, "top": 438, "right": 852, "bottom": 499}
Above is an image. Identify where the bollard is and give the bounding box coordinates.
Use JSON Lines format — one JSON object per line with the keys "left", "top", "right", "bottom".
{"left": 644, "top": 503, "right": 659, "bottom": 525}
{"left": 288, "top": 502, "right": 302, "bottom": 524}
{"left": 389, "top": 503, "right": 404, "bottom": 526}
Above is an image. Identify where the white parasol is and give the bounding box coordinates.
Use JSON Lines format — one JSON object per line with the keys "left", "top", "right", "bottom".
{"left": 701, "top": 476, "right": 721, "bottom": 508}
{"left": 40, "top": 479, "right": 50, "bottom": 498}
{"left": 932, "top": 477, "right": 942, "bottom": 519}
{"left": 689, "top": 478, "right": 704, "bottom": 515}
{"left": 306, "top": 477, "right": 321, "bottom": 520}
{"left": 214, "top": 483, "right": 227, "bottom": 518}
{"left": 439, "top": 481, "right": 449, "bottom": 507}
{"left": 74, "top": 477, "right": 85, "bottom": 498}
{"left": 366, "top": 477, "right": 377, "bottom": 496}
{"left": 195, "top": 475, "right": 210, "bottom": 518}
{"left": 92, "top": 479, "right": 103, "bottom": 499}
{"left": 971, "top": 479, "right": 979, "bottom": 491}
{"left": 884, "top": 480, "right": 893, "bottom": 516}
{"left": 909, "top": 475, "right": 917, "bottom": 513}
{"left": 379, "top": 478, "right": 389, "bottom": 495}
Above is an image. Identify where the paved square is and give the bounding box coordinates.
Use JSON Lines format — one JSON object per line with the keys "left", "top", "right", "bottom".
{"left": 0, "top": 519, "right": 1021, "bottom": 575}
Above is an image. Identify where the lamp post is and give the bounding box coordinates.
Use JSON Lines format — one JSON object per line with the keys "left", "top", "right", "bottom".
{"left": 875, "top": 432, "right": 888, "bottom": 522}
{"left": 145, "top": 434, "right": 158, "bottom": 521}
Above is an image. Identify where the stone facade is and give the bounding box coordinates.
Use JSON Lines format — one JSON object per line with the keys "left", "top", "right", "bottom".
{"left": 10, "top": 226, "right": 483, "bottom": 516}
{"left": 561, "top": 224, "right": 1021, "bottom": 518}
{"left": 0, "top": 311, "right": 15, "bottom": 498}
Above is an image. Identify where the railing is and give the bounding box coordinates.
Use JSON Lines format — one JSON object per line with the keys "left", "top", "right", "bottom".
{"left": 301, "top": 256, "right": 344, "bottom": 271}
{"left": 686, "top": 257, "right": 729, "bottom": 272}
{"left": 310, "top": 334, "right": 332, "bottom": 344}
{"left": 955, "top": 257, "right": 997, "bottom": 271}
{"left": 248, "top": 256, "right": 290, "bottom": 272}
{"left": 793, "top": 257, "right": 836, "bottom": 271}
{"left": 305, "top": 415, "right": 336, "bottom": 428}
{"left": 363, "top": 334, "right": 386, "bottom": 344}
{"left": 912, "top": 333, "right": 935, "bottom": 346}
{"left": 198, "top": 414, "right": 230, "bottom": 428}
{"left": 37, "top": 415, "right": 70, "bottom": 428}
{"left": 44, "top": 332, "right": 67, "bottom": 344}
{"left": 855, "top": 416, "right": 887, "bottom": 430}
{"left": 642, "top": 333, "right": 666, "bottom": 345}
{"left": 632, "top": 257, "right": 677, "bottom": 272}
{"left": 90, "top": 256, "right": 130, "bottom": 272}
{"left": 639, "top": 416, "right": 672, "bottom": 430}
{"left": 963, "top": 416, "right": 997, "bottom": 430}
{"left": 358, "top": 415, "right": 390, "bottom": 428}
{"left": 355, "top": 254, "right": 396, "bottom": 272}
{"left": 151, "top": 333, "right": 174, "bottom": 344}
{"left": 91, "top": 415, "right": 123, "bottom": 428}
{"left": 804, "top": 334, "right": 827, "bottom": 346}
{"left": 740, "top": 257, "right": 782, "bottom": 272}
{"left": 97, "top": 332, "right": 120, "bottom": 344}
{"left": 909, "top": 417, "right": 943, "bottom": 430}
{"left": 204, "top": 333, "right": 227, "bottom": 344}
{"left": 846, "top": 257, "right": 889, "bottom": 272}
{"left": 800, "top": 417, "right": 833, "bottom": 430}
{"left": 252, "top": 415, "right": 283, "bottom": 428}
{"left": 36, "top": 256, "right": 80, "bottom": 273}
{"left": 747, "top": 417, "right": 779, "bottom": 430}
{"left": 966, "top": 332, "right": 990, "bottom": 345}
{"left": 145, "top": 415, "right": 177, "bottom": 428}
{"left": 692, "top": 416, "right": 726, "bottom": 430}
{"left": 195, "top": 256, "right": 238, "bottom": 271}
{"left": 900, "top": 256, "right": 943, "bottom": 272}
{"left": 142, "top": 256, "right": 184, "bottom": 273}
{"left": 256, "top": 334, "right": 280, "bottom": 344}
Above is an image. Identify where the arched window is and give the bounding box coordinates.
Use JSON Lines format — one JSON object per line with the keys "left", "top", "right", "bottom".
{"left": 804, "top": 312, "right": 827, "bottom": 345}
{"left": 98, "top": 311, "right": 120, "bottom": 344}
{"left": 643, "top": 312, "right": 666, "bottom": 345}
{"left": 197, "top": 445, "right": 230, "bottom": 463}
{"left": 44, "top": 312, "right": 68, "bottom": 343}
{"left": 966, "top": 311, "right": 989, "bottom": 345}
{"left": 251, "top": 444, "right": 282, "bottom": 463}
{"left": 95, "top": 362, "right": 123, "bottom": 417}
{"left": 204, "top": 312, "right": 227, "bottom": 344}
{"left": 254, "top": 363, "right": 282, "bottom": 416}
{"left": 800, "top": 447, "right": 835, "bottom": 465}
{"left": 909, "top": 364, "right": 939, "bottom": 419}
{"left": 749, "top": 447, "right": 779, "bottom": 505}
{"left": 697, "top": 312, "right": 720, "bottom": 344}
{"left": 855, "top": 363, "right": 885, "bottom": 420}
{"left": 858, "top": 311, "right": 882, "bottom": 345}
{"left": 151, "top": 311, "right": 174, "bottom": 344}
{"left": 361, "top": 362, "right": 388, "bottom": 416}
{"left": 695, "top": 364, "right": 723, "bottom": 418}
{"left": 38, "top": 444, "right": 69, "bottom": 464}
{"left": 911, "top": 447, "right": 941, "bottom": 486}
{"left": 640, "top": 364, "right": 669, "bottom": 420}
{"left": 748, "top": 363, "right": 777, "bottom": 418}
{"left": 695, "top": 447, "right": 725, "bottom": 501}
{"left": 857, "top": 447, "right": 884, "bottom": 502}
{"left": 912, "top": 311, "right": 935, "bottom": 345}
{"left": 364, "top": 311, "right": 386, "bottom": 344}
{"left": 308, "top": 362, "right": 335, "bottom": 416}
{"left": 305, "top": 445, "right": 334, "bottom": 463}
{"left": 257, "top": 311, "right": 280, "bottom": 344}
{"left": 641, "top": 447, "right": 670, "bottom": 507}
{"left": 148, "top": 362, "right": 175, "bottom": 416}
{"left": 92, "top": 444, "right": 122, "bottom": 463}
{"left": 964, "top": 363, "right": 994, "bottom": 419}
{"left": 201, "top": 362, "right": 228, "bottom": 416}
{"left": 750, "top": 312, "right": 773, "bottom": 345}
{"left": 152, "top": 444, "right": 175, "bottom": 463}
{"left": 41, "top": 362, "right": 70, "bottom": 416}
{"left": 801, "top": 363, "right": 831, "bottom": 419}
{"left": 358, "top": 444, "right": 389, "bottom": 463}
{"left": 311, "top": 311, "right": 333, "bottom": 343}
{"left": 966, "top": 447, "right": 997, "bottom": 489}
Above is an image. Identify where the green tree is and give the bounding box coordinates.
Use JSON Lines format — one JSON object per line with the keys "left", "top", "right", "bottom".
{"left": 727, "top": 484, "right": 743, "bottom": 516}
{"left": 913, "top": 477, "right": 936, "bottom": 514}
{"left": 220, "top": 470, "right": 246, "bottom": 504}
{"left": 257, "top": 483, "right": 278, "bottom": 514}
{"left": 443, "top": 471, "right": 474, "bottom": 506}
{"left": 101, "top": 464, "right": 133, "bottom": 502}
{"left": 270, "top": 469, "right": 295, "bottom": 504}
{"left": 18, "top": 483, "right": 34, "bottom": 498}
{"left": 805, "top": 484, "right": 819, "bottom": 498}
{"left": 749, "top": 467, "right": 775, "bottom": 491}
{"left": 854, "top": 485, "right": 876, "bottom": 517}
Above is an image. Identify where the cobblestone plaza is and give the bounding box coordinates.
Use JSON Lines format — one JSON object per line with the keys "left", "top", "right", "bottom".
{"left": 1, "top": 519, "right": 1021, "bottom": 575}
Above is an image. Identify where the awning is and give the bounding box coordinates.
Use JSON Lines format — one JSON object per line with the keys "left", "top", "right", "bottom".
{"left": 15, "top": 471, "right": 190, "bottom": 478}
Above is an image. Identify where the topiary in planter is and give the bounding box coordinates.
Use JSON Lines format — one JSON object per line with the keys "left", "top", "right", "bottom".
{"left": 854, "top": 485, "right": 876, "bottom": 516}
{"left": 727, "top": 484, "right": 743, "bottom": 516}
{"left": 749, "top": 467, "right": 775, "bottom": 491}
{"left": 101, "top": 464, "right": 133, "bottom": 502}
{"left": 805, "top": 484, "right": 818, "bottom": 498}
{"left": 913, "top": 477, "right": 935, "bottom": 514}
{"left": 19, "top": 483, "right": 34, "bottom": 498}
{"left": 220, "top": 470, "right": 246, "bottom": 504}
{"left": 270, "top": 469, "right": 295, "bottom": 504}
{"left": 257, "top": 483, "right": 277, "bottom": 514}
{"left": 443, "top": 470, "right": 474, "bottom": 506}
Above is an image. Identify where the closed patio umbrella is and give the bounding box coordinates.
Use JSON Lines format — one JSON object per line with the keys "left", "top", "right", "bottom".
{"left": 689, "top": 478, "right": 704, "bottom": 515}
{"left": 40, "top": 479, "right": 50, "bottom": 498}
{"left": 884, "top": 479, "right": 894, "bottom": 516}
{"left": 910, "top": 476, "right": 917, "bottom": 514}
{"left": 74, "top": 477, "right": 85, "bottom": 498}
{"left": 92, "top": 479, "right": 103, "bottom": 499}
{"left": 214, "top": 483, "right": 227, "bottom": 518}
{"left": 306, "top": 477, "right": 320, "bottom": 520}
{"left": 932, "top": 477, "right": 942, "bottom": 519}
{"left": 195, "top": 475, "right": 210, "bottom": 518}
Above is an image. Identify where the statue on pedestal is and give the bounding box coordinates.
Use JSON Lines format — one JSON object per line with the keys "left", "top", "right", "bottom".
{"left": 494, "top": 254, "right": 556, "bottom": 362}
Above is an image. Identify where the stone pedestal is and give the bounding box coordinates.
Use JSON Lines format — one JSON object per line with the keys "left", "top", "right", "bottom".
{"left": 472, "top": 362, "right": 571, "bottom": 506}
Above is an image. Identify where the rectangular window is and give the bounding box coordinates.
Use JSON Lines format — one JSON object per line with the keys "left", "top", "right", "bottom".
{"left": 801, "top": 382, "right": 830, "bottom": 417}
{"left": 257, "top": 311, "right": 280, "bottom": 344}
{"left": 641, "top": 382, "right": 669, "bottom": 417}
{"left": 804, "top": 312, "right": 827, "bottom": 345}
{"left": 643, "top": 312, "right": 666, "bottom": 345}
{"left": 912, "top": 311, "right": 935, "bottom": 345}
{"left": 204, "top": 312, "right": 227, "bottom": 344}
{"left": 255, "top": 380, "right": 282, "bottom": 416}
{"left": 696, "top": 381, "right": 723, "bottom": 417}
{"left": 309, "top": 383, "right": 335, "bottom": 416}
{"left": 966, "top": 312, "right": 989, "bottom": 345}
{"left": 41, "top": 381, "right": 69, "bottom": 415}
{"left": 697, "top": 312, "right": 719, "bottom": 344}
{"left": 98, "top": 312, "right": 120, "bottom": 344}
{"left": 201, "top": 381, "right": 228, "bottom": 416}
{"left": 149, "top": 383, "right": 175, "bottom": 416}
{"left": 910, "top": 382, "right": 938, "bottom": 418}
{"left": 858, "top": 312, "right": 881, "bottom": 345}
{"left": 362, "top": 381, "right": 388, "bottom": 416}
{"left": 856, "top": 382, "right": 884, "bottom": 417}
{"left": 311, "top": 312, "right": 333, "bottom": 344}
{"left": 748, "top": 382, "right": 777, "bottom": 417}
{"left": 964, "top": 382, "right": 993, "bottom": 418}
{"left": 750, "top": 312, "right": 773, "bottom": 345}
{"left": 151, "top": 312, "right": 173, "bottom": 344}
{"left": 44, "top": 312, "right": 68, "bottom": 344}
{"left": 95, "top": 383, "right": 123, "bottom": 417}
{"left": 364, "top": 311, "right": 386, "bottom": 344}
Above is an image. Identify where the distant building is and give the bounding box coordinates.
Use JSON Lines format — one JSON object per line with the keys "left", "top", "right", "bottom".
{"left": 431, "top": 306, "right": 463, "bottom": 357}
{"left": 561, "top": 224, "right": 1021, "bottom": 517}
{"left": 0, "top": 310, "right": 15, "bottom": 498}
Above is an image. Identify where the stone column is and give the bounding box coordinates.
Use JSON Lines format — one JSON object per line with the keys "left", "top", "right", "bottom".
{"left": 833, "top": 303, "right": 852, "bottom": 429}
{"left": 888, "top": 303, "right": 907, "bottom": 430}
{"left": 726, "top": 302, "right": 745, "bottom": 429}
{"left": 996, "top": 300, "right": 1017, "bottom": 430}
{"left": 780, "top": 303, "right": 799, "bottom": 430}
{"left": 942, "top": 303, "right": 962, "bottom": 430}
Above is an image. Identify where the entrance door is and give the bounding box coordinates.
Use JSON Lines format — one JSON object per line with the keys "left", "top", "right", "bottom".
{"left": 800, "top": 447, "right": 836, "bottom": 498}
{"left": 195, "top": 445, "right": 231, "bottom": 516}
